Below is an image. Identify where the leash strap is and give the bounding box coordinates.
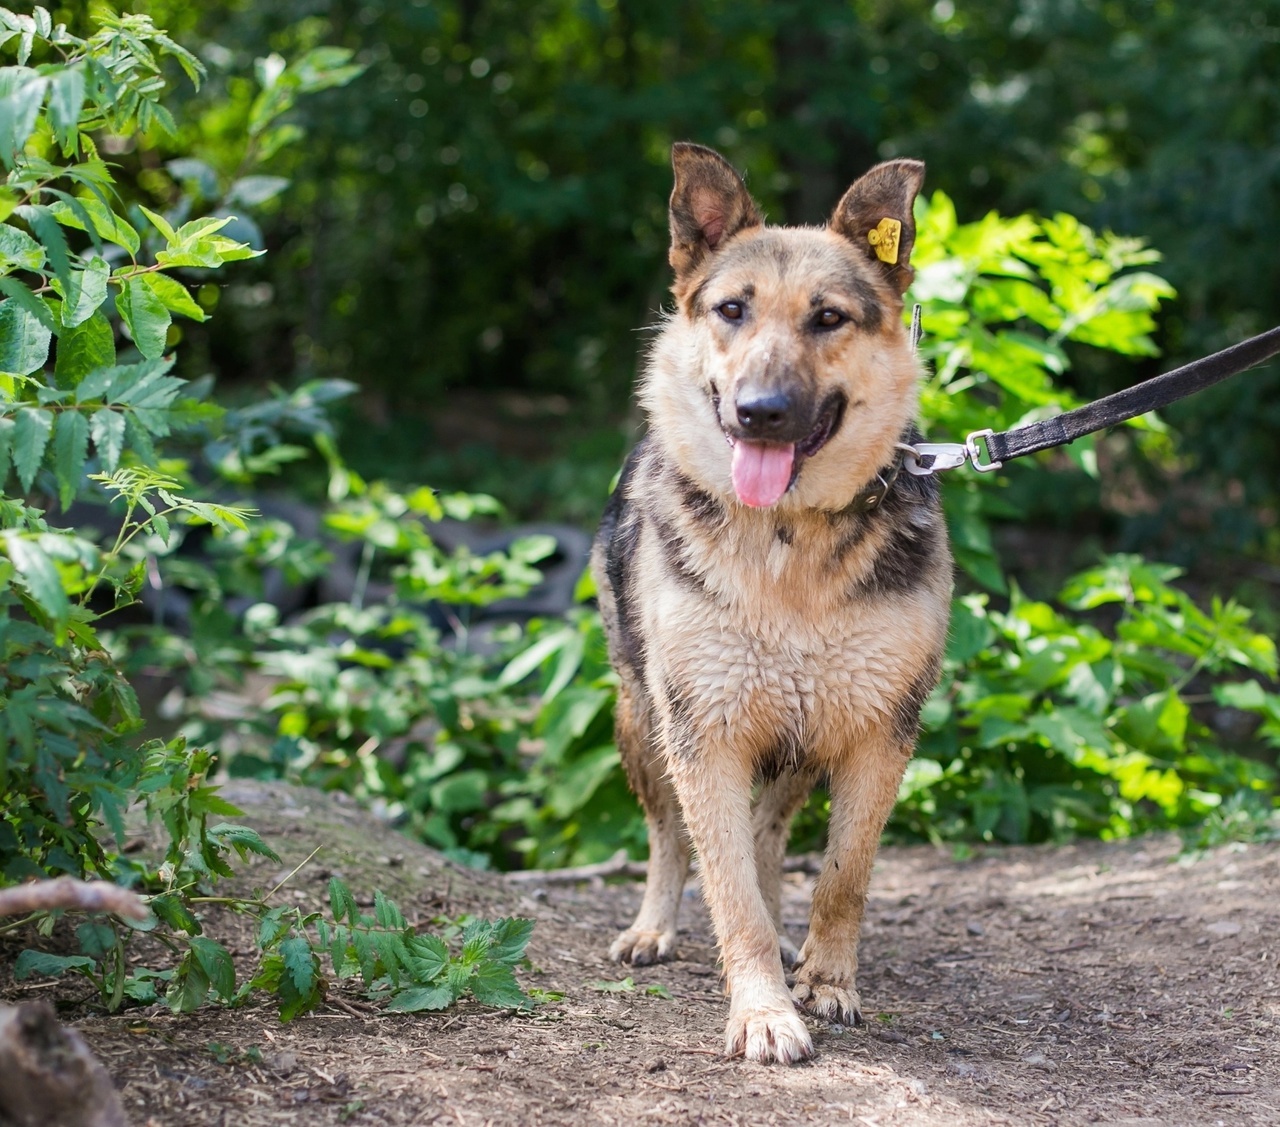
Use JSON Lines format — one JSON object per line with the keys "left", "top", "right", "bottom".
{"left": 901, "top": 321, "right": 1280, "bottom": 476}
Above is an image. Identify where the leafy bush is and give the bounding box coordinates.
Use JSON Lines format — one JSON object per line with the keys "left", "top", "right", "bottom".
{"left": 901, "top": 556, "right": 1276, "bottom": 843}
{"left": 0, "top": 6, "right": 262, "bottom": 886}
{"left": 0, "top": 6, "right": 535, "bottom": 1022}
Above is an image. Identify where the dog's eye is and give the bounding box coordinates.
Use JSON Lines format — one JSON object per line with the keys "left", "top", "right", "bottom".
{"left": 717, "top": 301, "right": 744, "bottom": 322}
{"left": 815, "top": 309, "right": 845, "bottom": 329}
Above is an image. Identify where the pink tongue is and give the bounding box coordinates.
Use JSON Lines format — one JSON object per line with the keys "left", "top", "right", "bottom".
{"left": 731, "top": 441, "right": 795, "bottom": 508}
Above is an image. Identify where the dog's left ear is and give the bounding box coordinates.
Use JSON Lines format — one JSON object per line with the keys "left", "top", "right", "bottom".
{"left": 669, "top": 143, "right": 763, "bottom": 281}
{"left": 829, "top": 159, "right": 926, "bottom": 296}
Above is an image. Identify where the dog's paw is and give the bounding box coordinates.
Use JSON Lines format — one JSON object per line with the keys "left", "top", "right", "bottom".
{"left": 609, "top": 928, "right": 677, "bottom": 965}
{"left": 791, "top": 977, "right": 862, "bottom": 1026}
{"left": 725, "top": 1003, "right": 814, "bottom": 1064}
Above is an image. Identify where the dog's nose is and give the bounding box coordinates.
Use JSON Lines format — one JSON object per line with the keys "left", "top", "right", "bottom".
{"left": 735, "top": 391, "right": 793, "bottom": 437}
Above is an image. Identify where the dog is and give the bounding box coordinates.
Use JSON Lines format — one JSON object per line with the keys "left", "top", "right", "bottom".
{"left": 589, "top": 143, "right": 952, "bottom": 1064}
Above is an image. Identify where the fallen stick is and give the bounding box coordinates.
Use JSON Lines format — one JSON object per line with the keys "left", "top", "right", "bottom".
{"left": 505, "top": 849, "right": 645, "bottom": 883}
{"left": 505, "top": 850, "right": 824, "bottom": 884}
{"left": 0, "top": 878, "right": 148, "bottom": 921}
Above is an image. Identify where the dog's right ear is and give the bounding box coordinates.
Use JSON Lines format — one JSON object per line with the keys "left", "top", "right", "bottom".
{"left": 668, "top": 143, "right": 762, "bottom": 280}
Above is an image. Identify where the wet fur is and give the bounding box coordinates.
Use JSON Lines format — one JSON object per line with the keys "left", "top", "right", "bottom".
{"left": 591, "top": 144, "right": 952, "bottom": 1064}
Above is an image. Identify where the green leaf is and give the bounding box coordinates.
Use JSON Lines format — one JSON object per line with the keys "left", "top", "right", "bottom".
{"left": 0, "top": 299, "right": 52, "bottom": 375}
{"left": 226, "top": 175, "right": 290, "bottom": 207}
{"left": 428, "top": 769, "right": 488, "bottom": 814}
{"left": 76, "top": 921, "right": 118, "bottom": 959}
{"left": 151, "top": 511, "right": 170, "bottom": 545}
{"left": 13, "top": 406, "right": 53, "bottom": 490}
{"left": 280, "top": 936, "right": 315, "bottom": 994}
{"left": 88, "top": 408, "right": 124, "bottom": 472}
{"left": 52, "top": 409, "right": 88, "bottom": 510}
{"left": 0, "top": 71, "right": 47, "bottom": 169}
{"left": 55, "top": 312, "right": 115, "bottom": 386}
{"left": 385, "top": 983, "right": 456, "bottom": 1012}
{"left": 4, "top": 532, "right": 66, "bottom": 619}
{"left": 141, "top": 272, "right": 206, "bottom": 321}
{"left": 0, "top": 415, "right": 13, "bottom": 482}
{"left": 48, "top": 197, "right": 140, "bottom": 256}
{"left": 257, "top": 906, "right": 292, "bottom": 949}
{"left": 545, "top": 745, "right": 619, "bottom": 819}
{"left": 0, "top": 222, "right": 45, "bottom": 271}
{"left": 207, "top": 823, "right": 282, "bottom": 863}
{"left": 165, "top": 158, "right": 218, "bottom": 199}
{"left": 61, "top": 256, "right": 109, "bottom": 328}
{"left": 166, "top": 954, "right": 210, "bottom": 1013}
{"left": 498, "top": 626, "right": 571, "bottom": 688}
{"left": 150, "top": 892, "right": 202, "bottom": 936}
{"left": 138, "top": 206, "right": 176, "bottom": 244}
{"left": 470, "top": 962, "right": 527, "bottom": 1008}
{"left": 189, "top": 936, "right": 236, "bottom": 1000}
{"left": 591, "top": 977, "right": 635, "bottom": 993}
{"left": 14, "top": 950, "right": 95, "bottom": 980}
{"left": 644, "top": 983, "right": 673, "bottom": 999}
{"left": 47, "top": 64, "right": 85, "bottom": 150}
{"left": 116, "top": 277, "right": 171, "bottom": 360}
{"left": 485, "top": 918, "right": 535, "bottom": 966}
{"left": 404, "top": 934, "right": 449, "bottom": 983}
{"left": 328, "top": 876, "right": 359, "bottom": 925}
{"left": 373, "top": 889, "right": 406, "bottom": 931}
{"left": 18, "top": 205, "right": 72, "bottom": 296}
{"left": 0, "top": 275, "right": 56, "bottom": 331}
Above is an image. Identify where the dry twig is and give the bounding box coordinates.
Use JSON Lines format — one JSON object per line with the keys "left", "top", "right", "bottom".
{"left": 0, "top": 878, "right": 148, "bottom": 921}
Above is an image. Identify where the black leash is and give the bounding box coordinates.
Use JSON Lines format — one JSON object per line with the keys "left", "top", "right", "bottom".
{"left": 900, "top": 320, "right": 1280, "bottom": 477}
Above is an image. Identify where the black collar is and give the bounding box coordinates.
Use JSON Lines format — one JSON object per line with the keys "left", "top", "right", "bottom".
{"left": 838, "top": 452, "right": 905, "bottom": 515}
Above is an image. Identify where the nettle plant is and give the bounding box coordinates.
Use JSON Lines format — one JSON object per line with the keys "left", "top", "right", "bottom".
{"left": 0, "top": 8, "right": 537, "bottom": 1019}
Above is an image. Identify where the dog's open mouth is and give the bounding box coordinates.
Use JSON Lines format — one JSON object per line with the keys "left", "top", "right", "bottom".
{"left": 714, "top": 390, "right": 847, "bottom": 508}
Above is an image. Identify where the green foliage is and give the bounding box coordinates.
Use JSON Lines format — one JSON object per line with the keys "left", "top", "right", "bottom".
{"left": 909, "top": 192, "right": 1175, "bottom": 591}
{"left": 248, "top": 884, "right": 533, "bottom": 1020}
{"left": 14, "top": 862, "right": 535, "bottom": 1021}
{"left": 0, "top": 8, "right": 537, "bottom": 1030}
{"left": 896, "top": 556, "right": 1277, "bottom": 844}
{"left": 0, "top": 8, "right": 272, "bottom": 891}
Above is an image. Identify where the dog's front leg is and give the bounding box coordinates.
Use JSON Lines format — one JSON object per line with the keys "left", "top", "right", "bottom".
{"left": 792, "top": 732, "right": 910, "bottom": 1024}
{"left": 752, "top": 769, "right": 816, "bottom": 967}
{"left": 668, "top": 743, "right": 813, "bottom": 1064}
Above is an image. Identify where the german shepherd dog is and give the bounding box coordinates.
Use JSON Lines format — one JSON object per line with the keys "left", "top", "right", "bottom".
{"left": 590, "top": 144, "right": 952, "bottom": 1064}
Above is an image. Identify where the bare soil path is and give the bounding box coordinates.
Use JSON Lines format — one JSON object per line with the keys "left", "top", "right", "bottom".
{"left": 3, "top": 781, "right": 1277, "bottom": 1127}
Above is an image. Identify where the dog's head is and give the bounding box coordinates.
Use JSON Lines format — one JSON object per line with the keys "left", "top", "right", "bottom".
{"left": 642, "top": 143, "right": 925, "bottom": 513}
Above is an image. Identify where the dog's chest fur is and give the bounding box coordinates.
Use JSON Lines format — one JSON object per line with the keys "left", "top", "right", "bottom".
{"left": 596, "top": 436, "right": 951, "bottom": 769}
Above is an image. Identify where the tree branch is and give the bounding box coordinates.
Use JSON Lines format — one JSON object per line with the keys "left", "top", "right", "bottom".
{"left": 0, "top": 878, "right": 148, "bottom": 921}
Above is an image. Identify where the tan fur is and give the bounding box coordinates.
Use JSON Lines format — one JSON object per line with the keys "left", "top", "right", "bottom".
{"left": 591, "top": 144, "right": 951, "bottom": 1064}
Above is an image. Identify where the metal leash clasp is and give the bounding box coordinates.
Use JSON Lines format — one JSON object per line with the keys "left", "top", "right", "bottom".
{"left": 897, "top": 442, "right": 968, "bottom": 476}
{"left": 896, "top": 430, "right": 1003, "bottom": 476}
{"left": 964, "top": 429, "right": 1002, "bottom": 472}
{"left": 899, "top": 314, "right": 1004, "bottom": 476}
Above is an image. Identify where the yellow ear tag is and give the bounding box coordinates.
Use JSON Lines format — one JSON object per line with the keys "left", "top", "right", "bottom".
{"left": 867, "top": 217, "right": 902, "bottom": 264}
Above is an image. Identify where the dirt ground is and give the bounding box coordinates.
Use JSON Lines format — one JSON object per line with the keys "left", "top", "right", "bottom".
{"left": 3, "top": 780, "right": 1278, "bottom": 1127}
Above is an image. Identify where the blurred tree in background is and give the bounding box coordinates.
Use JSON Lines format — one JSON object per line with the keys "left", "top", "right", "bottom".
{"left": 73, "top": 0, "right": 1278, "bottom": 553}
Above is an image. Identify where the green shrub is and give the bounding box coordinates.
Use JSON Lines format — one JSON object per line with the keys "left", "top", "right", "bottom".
{"left": 0, "top": 6, "right": 534, "bottom": 1021}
